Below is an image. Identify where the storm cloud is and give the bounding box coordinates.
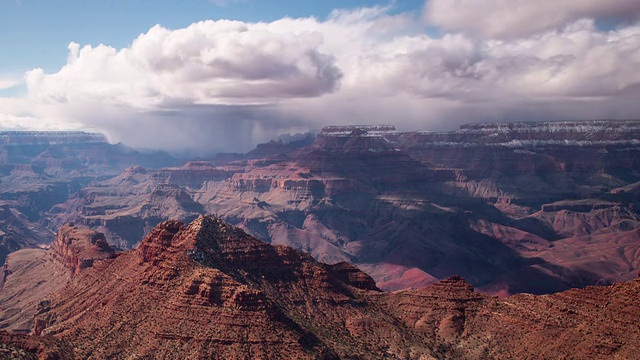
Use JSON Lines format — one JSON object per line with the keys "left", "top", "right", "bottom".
{"left": 2, "top": 2, "right": 640, "bottom": 153}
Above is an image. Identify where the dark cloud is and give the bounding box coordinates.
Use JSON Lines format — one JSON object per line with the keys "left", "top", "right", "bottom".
{"left": 1, "top": 6, "right": 639, "bottom": 153}
{"left": 76, "top": 104, "right": 308, "bottom": 156}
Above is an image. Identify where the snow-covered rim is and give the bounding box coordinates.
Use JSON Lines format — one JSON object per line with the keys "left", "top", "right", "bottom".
{"left": 317, "top": 121, "right": 640, "bottom": 146}
{"left": 0, "top": 131, "right": 107, "bottom": 146}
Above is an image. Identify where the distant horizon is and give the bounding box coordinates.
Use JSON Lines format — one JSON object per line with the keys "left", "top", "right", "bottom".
{"left": 4, "top": 117, "right": 640, "bottom": 136}
{"left": 4, "top": 117, "right": 640, "bottom": 134}
{"left": 3, "top": 118, "right": 640, "bottom": 157}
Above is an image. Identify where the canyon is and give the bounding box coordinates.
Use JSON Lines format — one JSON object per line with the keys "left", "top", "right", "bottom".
{"left": 39, "top": 120, "right": 640, "bottom": 295}
{"left": 2, "top": 121, "right": 640, "bottom": 295}
{"left": 1, "top": 122, "right": 640, "bottom": 357}
{"left": 2, "top": 216, "right": 638, "bottom": 359}
{"left": 0, "top": 131, "right": 174, "bottom": 264}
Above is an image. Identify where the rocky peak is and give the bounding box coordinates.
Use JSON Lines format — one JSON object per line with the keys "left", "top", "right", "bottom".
{"left": 135, "top": 216, "right": 257, "bottom": 260}
{"left": 189, "top": 215, "right": 267, "bottom": 257}
{"left": 179, "top": 216, "right": 380, "bottom": 291}
{"left": 26, "top": 217, "right": 640, "bottom": 359}
{"left": 51, "top": 224, "right": 116, "bottom": 276}
{"left": 137, "top": 220, "right": 185, "bottom": 263}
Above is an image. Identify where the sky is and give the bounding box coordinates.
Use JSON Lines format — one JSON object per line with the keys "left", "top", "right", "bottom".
{"left": 1, "top": 0, "right": 640, "bottom": 154}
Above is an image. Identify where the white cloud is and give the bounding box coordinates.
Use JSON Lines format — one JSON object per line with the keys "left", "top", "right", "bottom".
{"left": 0, "top": 76, "right": 20, "bottom": 91}
{"left": 1, "top": 5, "right": 640, "bottom": 154}
{"left": 0, "top": 97, "right": 83, "bottom": 130}
{"left": 26, "top": 20, "right": 342, "bottom": 109}
{"left": 424, "top": 0, "right": 640, "bottom": 39}
{"left": 364, "top": 19, "right": 640, "bottom": 101}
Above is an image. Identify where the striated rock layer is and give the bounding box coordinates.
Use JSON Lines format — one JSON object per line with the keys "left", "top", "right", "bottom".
{"left": 41, "top": 120, "right": 640, "bottom": 295}
{"left": 35, "top": 217, "right": 401, "bottom": 359}
{"left": 0, "top": 224, "right": 115, "bottom": 333}
{"left": 0, "top": 130, "right": 176, "bottom": 268}
{"left": 31, "top": 217, "right": 640, "bottom": 359}
{"left": 50, "top": 223, "right": 116, "bottom": 276}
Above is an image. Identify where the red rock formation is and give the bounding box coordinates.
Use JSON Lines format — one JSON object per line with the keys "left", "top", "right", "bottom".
{"left": 50, "top": 223, "right": 116, "bottom": 276}
{"left": 35, "top": 217, "right": 405, "bottom": 359}
{"left": 0, "top": 225, "right": 116, "bottom": 332}
{"left": 30, "top": 217, "right": 640, "bottom": 359}
{"left": 37, "top": 121, "right": 640, "bottom": 295}
{"left": 0, "top": 330, "right": 73, "bottom": 359}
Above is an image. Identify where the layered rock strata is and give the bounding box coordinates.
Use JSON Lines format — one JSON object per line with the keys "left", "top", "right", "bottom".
{"left": 0, "top": 225, "right": 115, "bottom": 333}
{"left": 29, "top": 217, "right": 640, "bottom": 359}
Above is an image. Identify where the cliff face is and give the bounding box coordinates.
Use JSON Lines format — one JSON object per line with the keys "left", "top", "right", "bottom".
{"left": 30, "top": 217, "right": 640, "bottom": 359}
{"left": 0, "top": 225, "right": 115, "bottom": 333}
{"left": 50, "top": 224, "right": 116, "bottom": 276}
{"left": 41, "top": 121, "right": 640, "bottom": 295}
{"left": 35, "top": 217, "right": 404, "bottom": 359}
{"left": 208, "top": 122, "right": 640, "bottom": 294}
{"left": 0, "top": 131, "right": 176, "bottom": 266}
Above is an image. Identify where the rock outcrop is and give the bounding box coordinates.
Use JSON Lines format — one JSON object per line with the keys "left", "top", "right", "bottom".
{"left": 50, "top": 223, "right": 116, "bottom": 276}
{"left": 29, "top": 217, "right": 640, "bottom": 359}
{"left": 0, "top": 330, "right": 73, "bottom": 359}
{"left": 0, "top": 225, "right": 115, "bottom": 333}
{"left": 40, "top": 120, "right": 640, "bottom": 295}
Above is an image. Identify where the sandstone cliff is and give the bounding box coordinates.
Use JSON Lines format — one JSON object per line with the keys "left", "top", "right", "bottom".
{"left": 0, "top": 224, "right": 115, "bottom": 333}
{"left": 27, "top": 217, "right": 640, "bottom": 359}
{"left": 40, "top": 121, "right": 640, "bottom": 295}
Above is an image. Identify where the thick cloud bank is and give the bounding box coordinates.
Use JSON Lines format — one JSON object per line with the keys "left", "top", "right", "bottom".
{"left": 424, "top": 0, "right": 640, "bottom": 39}
{"left": 3, "top": 2, "right": 640, "bottom": 154}
{"left": 26, "top": 21, "right": 342, "bottom": 107}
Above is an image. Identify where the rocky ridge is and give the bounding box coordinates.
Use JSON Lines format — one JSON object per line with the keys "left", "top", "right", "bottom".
{"left": 0, "top": 224, "right": 115, "bottom": 333}
{"left": 39, "top": 120, "right": 640, "bottom": 295}
{"left": 35, "top": 217, "right": 408, "bottom": 359}
{"left": 0, "top": 131, "right": 176, "bottom": 266}
{"left": 50, "top": 224, "right": 116, "bottom": 276}
{"left": 27, "top": 217, "right": 640, "bottom": 359}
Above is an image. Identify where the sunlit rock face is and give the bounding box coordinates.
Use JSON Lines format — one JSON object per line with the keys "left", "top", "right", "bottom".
{"left": 0, "top": 224, "right": 116, "bottom": 333}
{"left": 4, "top": 121, "right": 640, "bottom": 295}
{"left": 0, "top": 130, "right": 176, "bottom": 263}
{"left": 27, "top": 217, "right": 640, "bottom": 359}
{"left": 200, "top": 121, "right": 640, "bottom": 294}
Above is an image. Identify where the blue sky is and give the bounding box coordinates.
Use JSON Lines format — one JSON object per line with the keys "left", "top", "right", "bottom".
{"left": 0, "top": 0, "right": 423, "bottom": 73}
{"left": 1, "top": 0, "right": 640, "bottom": 154}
